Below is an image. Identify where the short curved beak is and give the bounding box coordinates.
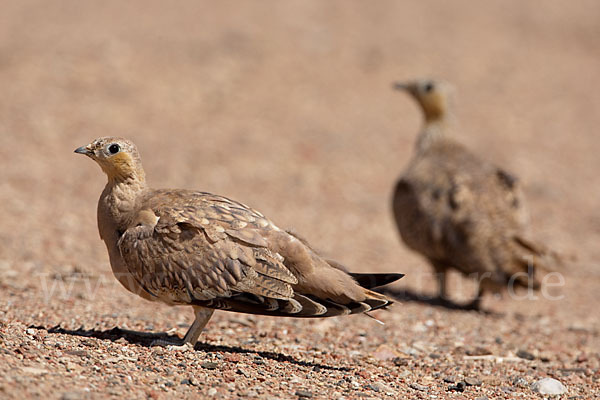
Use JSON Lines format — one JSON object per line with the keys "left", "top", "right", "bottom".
{"left": 74, "top": 145, "right": 92, "bottom": 155}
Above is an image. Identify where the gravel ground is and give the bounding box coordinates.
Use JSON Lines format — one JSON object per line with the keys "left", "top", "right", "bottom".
{"left": 0, "top": 1, "right": 599, "bottom": 398}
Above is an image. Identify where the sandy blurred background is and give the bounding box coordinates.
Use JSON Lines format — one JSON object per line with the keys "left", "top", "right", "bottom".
{"left": 2, "top": 0, "right": 599, "bottom": 299}
{"left": 0, "top": 1, "right": 599, "bottom": 396}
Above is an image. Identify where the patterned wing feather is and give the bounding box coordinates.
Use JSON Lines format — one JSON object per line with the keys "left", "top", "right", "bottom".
{"left": 117, "top": 194, "right": 298, "bottom": 310}
{"left": 117, "top": 190, "right": 398, "bottom": 317}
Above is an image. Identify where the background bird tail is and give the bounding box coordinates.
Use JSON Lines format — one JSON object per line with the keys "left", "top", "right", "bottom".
{"left": 510, "top": 234, "right": 569, "bottom": 289}
{"left": 513, "top": 235, "right": 569, "bottom": 272}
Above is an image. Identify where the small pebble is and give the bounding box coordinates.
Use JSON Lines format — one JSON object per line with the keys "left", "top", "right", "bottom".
{"left": 201, "top": 361, "right": 218, "bottom": 370}
{"left": 501, "top": 386, "right": 514, "bottom": 393}
{"left": 236, "top": 368, "right": 250, "bottom": 378}
{"left": 181, "top": 378, "right": 198, "bottom": 386}
{"left": 409, "top": 383, "right": 428, "bottom": 391}
{"left": 402, "top": 346, "right": 419, "bottom": 356}
{"left": 392, "top": 357, "right": 409, "bottom": 366}
{"left": 65, "top": 350, "right": 87, "bottom": 357}
{"left": 516, "top": 349, "right": 535, "bottom": 360}
{"left": 369, "top": 382, "right": 392, "bottom": 394}
{"left": 540, "top": 353, "right": 552, "bottom": 362}
{"left": 367, "top": 384, "right": 380, "bottom": 392}
{"left": 207, "top": 388, "right": 217, "bottom": 396}
{"left": 447, "top": 381, "right": 465, "bottom": 392}
{"left": 512, "top": 376, "right": 528, "bottom": 388}
{"left": 464, "top": 377, "right": 482, "bottom": 386}
{"left": 295, "top": 390, "right": 313, "bottom": 398}
{"left": 60, "top": 392, "right": 83, "bottom": 400}
{"left": 531, "top": 377, "right": 567, "bottom": 395}
{"left": 466, "top": 346, "right": 492, "bottom": 356}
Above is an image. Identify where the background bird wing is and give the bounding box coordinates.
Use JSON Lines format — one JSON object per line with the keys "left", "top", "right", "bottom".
{"left": 394, "top": 143, "right": 529, "bottom": 265}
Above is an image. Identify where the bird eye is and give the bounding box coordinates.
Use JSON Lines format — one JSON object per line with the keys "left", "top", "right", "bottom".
{"left": 423, "top": 82, "right": 434, "bottom": 93}
{"left": 108, "top": 144, "right": 120, "bottom": 155}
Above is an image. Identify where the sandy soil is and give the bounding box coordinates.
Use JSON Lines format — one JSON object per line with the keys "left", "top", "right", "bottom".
{"left": 0, "top": 1, "right": 599, "bottom": 398}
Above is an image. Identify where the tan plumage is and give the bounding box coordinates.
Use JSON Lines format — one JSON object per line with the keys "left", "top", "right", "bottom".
{"left": 392, "top": 79, "right": 560, "bottom": 308}
{"left": 75, "top": 137, "right": 403, "bottom": 347}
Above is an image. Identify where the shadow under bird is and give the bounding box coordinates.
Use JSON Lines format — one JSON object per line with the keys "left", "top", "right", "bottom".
{"left": 75, "top": 137, "right": 403, "bottom": 348}
{"left": 391, "top": 79, "right": 561, "bottom": 310}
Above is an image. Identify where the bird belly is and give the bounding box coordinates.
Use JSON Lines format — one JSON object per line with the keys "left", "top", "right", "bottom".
{"left": 105, "top": 240, "right": 156, "bottom": 302}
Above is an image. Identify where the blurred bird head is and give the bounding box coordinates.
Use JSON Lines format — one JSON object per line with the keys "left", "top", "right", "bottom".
{"left": 75, "top": 137, "right": 145, "bottom": 182}
{"left": 393, "top": 79, "right": 452, "bottom": 122}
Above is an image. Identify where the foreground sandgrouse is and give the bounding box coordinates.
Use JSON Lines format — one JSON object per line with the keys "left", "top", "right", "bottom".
{"left": 392, "top": 79, "right": 559, "bottom": 309}
{"left": 75, "top": 137, "right": 403, "bottom": 347}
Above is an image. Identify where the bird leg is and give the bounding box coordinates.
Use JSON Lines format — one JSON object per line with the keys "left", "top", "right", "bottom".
{"left": 465, "top": 284, "right": 484, "bottom": 311}
{"left": 182, "top": 307, "right": 215, "bottom": 345}
{"left": 431, "top": 261, "right": 448, "bottom": 301}
{"left": 150, "top": 307, "right": 215, "bottom": 350}
{"left": 437, "top": 271, "right": 448, "bottom": 301}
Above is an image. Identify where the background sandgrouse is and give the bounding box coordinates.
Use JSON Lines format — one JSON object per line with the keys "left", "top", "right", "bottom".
{"left": 391, "top": 79, "right": 561, "bottom": 309}
{"left": 75, "top": 137, "right": 403, "bottom": 348}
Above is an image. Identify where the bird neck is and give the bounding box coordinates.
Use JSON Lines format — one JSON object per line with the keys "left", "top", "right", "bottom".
{"left": 416, "top": 116, "right": 447, "bottom": 153}
{"left": 100, "top": 153, "right": 146, "bottom": 185}
{"left": 99, "top": 175, "right": 148, "bottom": 231}
{"left": 105, "top": 169, "right": 145, "bottom": 185}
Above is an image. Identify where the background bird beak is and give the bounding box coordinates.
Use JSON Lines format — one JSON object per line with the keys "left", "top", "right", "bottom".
{"left": 74, "top": 145, "right": 92, "bottom": 155}
{"left": 393, "top": 81, "right": 419, "bottom": 98}
{"left": 393, "top": 81, "right": 409, "bottom": 91}
{"left": 393, "top": 81, "right": 416, "bottom": 94}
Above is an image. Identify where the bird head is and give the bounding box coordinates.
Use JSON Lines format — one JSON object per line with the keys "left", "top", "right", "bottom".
{"left": 75, "top": 137, "right": 145, "bottom": 183}
{"left": 393, "top": 79, "right": 451, "bottom": 122}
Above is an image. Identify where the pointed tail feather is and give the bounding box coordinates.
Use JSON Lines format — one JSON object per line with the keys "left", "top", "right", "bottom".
{"left": 361, "top": 288, "right": 395, "bottom": 310}
{"left": 191, "top": 288, "right": 396, "bottom": 318}
{"left": 324, "top": 259, "right": 404, "bottom": 289}
{"left": 350, "top": 273, "right": 405, "bottom": 289}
